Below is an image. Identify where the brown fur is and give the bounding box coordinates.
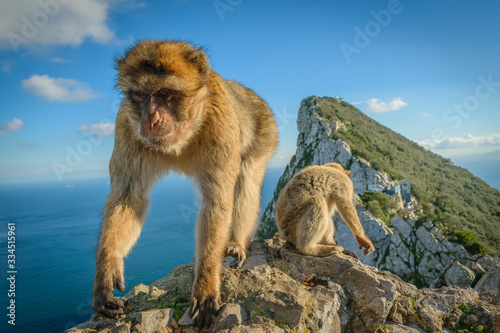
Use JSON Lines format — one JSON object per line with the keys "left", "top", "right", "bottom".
{"left": 276, "top": 163, "right": 374, "bottom": 258}
{"left": 92, "top": 40, "right": 278, "bottom": 329}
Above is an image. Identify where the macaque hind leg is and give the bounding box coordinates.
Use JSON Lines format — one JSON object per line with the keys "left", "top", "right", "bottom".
{"left": 294, "top": 197, "right": 337, "bottom": 256}
{"left": 294, "top": 197, "right": 359, "bottom": 259}
{"left": 190, "top": 166, "right": 239, "bottom": 329}
{"left": 320, "top": 215, "right": 335, "bottom": 245}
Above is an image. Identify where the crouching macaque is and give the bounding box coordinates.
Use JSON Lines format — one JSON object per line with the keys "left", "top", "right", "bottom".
{"left": 276, "top": 163, "right": 375, "bottom": 258}
{"left": 92, "top": 40, "right": 278, "bottom": 329}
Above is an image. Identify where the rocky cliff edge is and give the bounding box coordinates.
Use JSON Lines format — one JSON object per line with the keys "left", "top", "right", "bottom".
{"left": 68, "top": 236, "right": 500, "bottom": 333}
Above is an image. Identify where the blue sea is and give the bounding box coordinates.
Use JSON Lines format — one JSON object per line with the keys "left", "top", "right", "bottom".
{"left": 0, "top": 168, "right": 284, "bottom": 333}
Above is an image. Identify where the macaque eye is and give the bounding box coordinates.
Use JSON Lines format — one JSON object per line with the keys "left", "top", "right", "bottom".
{"left": 131, "top": 91, "right": 147, "bottom": 101}
{"left": 156, "top": 89, "right": 181, "bottom": 105}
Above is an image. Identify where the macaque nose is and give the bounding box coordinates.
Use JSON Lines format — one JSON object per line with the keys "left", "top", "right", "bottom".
{"left": 150, "top": 111, "right": 161, "bottom": 130}
{"left": 148, "top": 95, "right": 156, "bottom": 114}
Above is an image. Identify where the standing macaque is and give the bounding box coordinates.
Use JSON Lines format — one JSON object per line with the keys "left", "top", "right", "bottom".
{"left": 276, "top": 163, "right": 374, "bottom": 258}
{"left": 92, "top": 40, "right": 278, "bottom": 329}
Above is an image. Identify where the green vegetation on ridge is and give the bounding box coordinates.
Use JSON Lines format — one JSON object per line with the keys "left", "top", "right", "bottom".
{"left": 315, "top": 96, "right": 500, "bottom": 256}
{"left": 359, "top": 191, "right": 400, "bottom": 227}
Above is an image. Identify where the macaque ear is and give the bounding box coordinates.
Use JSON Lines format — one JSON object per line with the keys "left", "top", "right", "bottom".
{"left": 185, "top": 48, "right": 210, "bottom": 76}
{"left": 346, "top": 170, "right": 352, "bottom": 177}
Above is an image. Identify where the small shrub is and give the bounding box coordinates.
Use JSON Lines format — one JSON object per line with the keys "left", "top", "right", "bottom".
{"left": 360, "top": 191, "right": 398, "bottom": 226}
{"left": 459, "top": 302, "right": 471, "bottom": 312}
{"left": 449, "top": 230, "right": 486, "bottom": 255}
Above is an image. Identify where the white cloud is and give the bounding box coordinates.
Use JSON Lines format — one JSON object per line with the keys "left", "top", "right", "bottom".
{"left": 0, "top": 0, "right": 115, "bottom": 51}
{"left": 0, "top": 118, "right": 23, "bottom": 132}
{"left": 420, "top": 112, "right": 430, "bottom": 117}
{"left": 22, "top": 74, "right": 100, "bottom": 103}
{"left": 364, "top": 97, "right": 408, "bottom": 113}
{"left": 419, "top": 134, "right": 500, "bottom": 150}
{"left": 78, "top": 123, "right": 115, "bottom": 137}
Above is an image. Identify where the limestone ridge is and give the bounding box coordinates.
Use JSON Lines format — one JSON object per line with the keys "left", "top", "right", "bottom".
{"left": 257, "top": 96, "right": 500, "bottom": 290}
{"left": 67, "top": 238, "right": 500, "bottom": 333}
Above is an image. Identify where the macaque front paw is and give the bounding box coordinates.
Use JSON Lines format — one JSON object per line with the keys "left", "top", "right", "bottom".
{"left": 224, "top": 242, "right": 247, "bottom": 269}
{"left": 92, "top": 263, "right": 126, "bottom": 318}
{"left": 189, "top": 288, "right": 221, "bottom": 330}
{"left": 342, "top": 248, "right": 360, "bottom": 260}
{"left": 92, "top": 285, "right": 124, "bottom": 318}
{"left": 355, "top": 235, "right": 375, "bottom": 255}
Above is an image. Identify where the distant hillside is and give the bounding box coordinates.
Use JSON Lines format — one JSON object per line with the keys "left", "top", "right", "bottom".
{"left": 313, "top": 96, "right": 500, "bottom": 256}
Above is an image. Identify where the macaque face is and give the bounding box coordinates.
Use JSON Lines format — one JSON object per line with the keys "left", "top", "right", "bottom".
{"left": 116, "top": 40, "right": 209, "bottom": 148}
{"left": 128, "top": 86, "right": 183, "bottom": 139}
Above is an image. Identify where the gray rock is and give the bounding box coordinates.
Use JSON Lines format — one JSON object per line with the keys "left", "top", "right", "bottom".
{"left": 177, "top": 312, "right": 194, "bottom": 326}
{"left": 125, "top": 283, "right": 150, "bottom": 298}
{"left": 310, "top": 287, "right": 342, "bottom": 333}
{"left": 390, "top": 243, "right": 413, "bottom": 275}
{"left": 422, "top": 221, "right": 433, "bottom": 229}
{"left": 381, "top": 322, "right": 425, "bottom": 332}
{"left": 465, "top": 261, "right": 486, "bottom": 275}
{"left": 225, "top": 324, "right": 285, "bottom": 332}
{"left": 396, "top": 242, "right": 411, "bottom": 266}
{"left": 475, "top": 268, "right": 500, "bottom": 293}
{"left": 129, "top": 309, "right": 174, "bottom": 333}
{"left": 213, "top": 303, "right": 249, "bottom": 331}
{"left": 279, "top": 244, "right": 407, "bottom": 332}
{"left": 477, "top": 255, "right": 500, "bottom": 272}
{"left": 241, "top": 254, "right": 268, "bottom": 271}
{"left": 444, "top": 261, "right": 475, "bottom": 286}
{"left": 415, "top": 226, "right": 440, "bottom": 254}
{"left": 391, "top": 217, "right": 413, "bottom": 240}
{"left": 391, "top": 232, "right": 402, "bottom": 247}
{"left": 130, "top": 324, "right": 145, "bottom": 333}
{"left": 111, "top": 323, "right": 131, "bottom": 333}
{"left": 148, "top": 285, "right": 165, "bottom": 299}
{"left": 67, "top": 318, "right": 110, "bottom": 331}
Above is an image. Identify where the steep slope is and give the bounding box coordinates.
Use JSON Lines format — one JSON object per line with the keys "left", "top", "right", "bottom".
{"left": 257, "top": 96, "right": 500, "bottom": 256}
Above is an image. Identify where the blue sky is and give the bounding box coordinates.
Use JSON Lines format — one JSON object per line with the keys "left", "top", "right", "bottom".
{"left": 0, "top": 0, "right": 499, "bottom": 187}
